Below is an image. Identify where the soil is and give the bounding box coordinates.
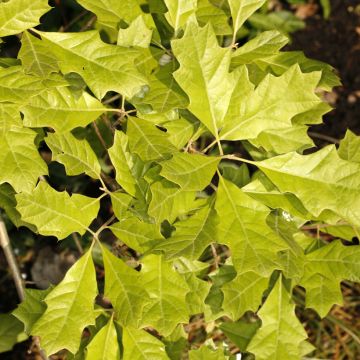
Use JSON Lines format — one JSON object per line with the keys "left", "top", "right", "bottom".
{"left": 288, "top": 0, "right": 360, "bottom": 142}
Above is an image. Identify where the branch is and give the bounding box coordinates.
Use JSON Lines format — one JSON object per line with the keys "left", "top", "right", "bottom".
{"left": 0, "top": 219, "right": 24, "bottom": 301}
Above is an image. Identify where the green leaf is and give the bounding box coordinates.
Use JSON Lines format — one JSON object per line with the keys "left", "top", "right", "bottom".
{"left": 228, "top": 0, "right": 266, "bottom": 39}
{"left": 117, "top": 15, "right": 153, "bottom": 48}
{"left": 184, "top": 273, "right": 211, "bottom": 314}
{"left": 247, "top": 277, "right": 308, "bottom": 360}
{"left": 255, "top": 146, "right": 360, "bottom": 227}
{"left": 253, "top": 51, "right": 340, "bottom": 91}
{"left": 122, "top": 326, "right": 169, "bottom": 360}
{"left": 0, "top": 66, "right": 65, "bottom": 104}
{"left": 220, "top": 319, "right": 260, "bottom": 351}
{"left": 110, "top": 216, "right": 163, "bottom": 253}
{"left": 160, "top": 153, "right": 220, "bottom": 191}
{"left": 338, "top": 130, "right": 360, "bottom": 163}
{"left": 0, "top": 313, "right": 27, "bottom": 353}
{"left": 140, "top": 254, "right": 190, "bottom": 335}
{"left": 250, "top": 125, "right": 314, "bottom": 154}
{"left": 137, "top": 62, "right": 189, "bottom": 113}
{"left": 109, "top": 131, "right": 137, "bottom": 196}
{"left": 189, "top": 346, "right": 227, "bottom": 360}
{"left": 86, "top": 317, "right": 120, "bottom": 360}
{"left": 102, "top": 246, "right": 148, "bottom": 326}
{"left": 164, "top": 118, "right": 195, "bottom": 149}
{"left": 196, "top": 0, "right": 232, "bottom": 36}
{"left": 18, "top": 31, "right": 59, "bottom": 77}
{"left": 0, "top": 104, "right": 48, "bottom": 193}
{"left": 222, "top": 271, "right": 268, "bottom": 320}
{"left": 16, "top": 182, "right": 100, "bottom": 239}
{"left": 219, "top": 162, "right": 250, "bottom": 188}
{"left": 164, "top": 0, "right": 197, "bottom": 33}
{"left": 36, "top": 30, "right": 147, "bottom": 99}
{"left": 0, "top": 183, "right": 35, "bottom": 228}
{"left": 127, "top": 117, "right": 177, "bottom": 162}
{"left": 0, "top": 0, "right": 50, "bottom": 37}
{"left": 220, "top": 65, "right": 322, "bottom": 141}
{"left": 148, "top": 179, "right": 196, "bottom": 224}
{"left": 32, "top": 249, "right": 98, "bottom": 355}
{"left": 22, "top": 86, "right": 106, "bottom": 132}
{"left": 231, "top": 30, "right": 289, "bottom": 66}
{"left": 76, "top": 0, "right": 146, "bottom": 30}
{"left": 13, "top": 288, "right": 52, "bottom": 334}
{"left": 215, "top": 176, "right": 286, "bottom": 275}
{"left": 110, "top": 192, "right": 133, "bottom": 220}
{"left": 154, "top": 203, "right": 218, "bottom": 260}
{"left": 46, "top": 132, "right": 101, "bottom": 179}
{"left": 300, "top": 241, "right": 360, "bottom": 317}
{"left": 172, "top": 22, "right": 236, "bottom": 138}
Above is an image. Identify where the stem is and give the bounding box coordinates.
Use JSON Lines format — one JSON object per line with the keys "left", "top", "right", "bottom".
{"left": 0, "top": 220, "right": 24, "bottom": 301}
{"left": 72, "top": 233, "right": 84, "bottom": 255}
{"left": 308, "top": 131, "right": 340, "bottom": 145}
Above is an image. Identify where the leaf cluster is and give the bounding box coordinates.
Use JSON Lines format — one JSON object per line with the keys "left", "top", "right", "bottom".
{"left": 0, "top": 0, "right": 358, "bottom": 359}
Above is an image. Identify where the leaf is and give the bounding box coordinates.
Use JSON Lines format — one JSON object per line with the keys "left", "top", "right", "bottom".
{"left": 127, "top": 117, "right": 177, "bottom": 162}
{"left": 102, "top": 246, "right": 148, "bottom": 326}
{"left": 16, "top": 182, "right": 100, "bottom": 239}
{"left": 189, "top": 346, "right": 228, "bottom": 360}
{"left": 76, "top": 0, "right": 146, "bottom": 30}
{"left": 0, "top": 183, "right": 35, "bottom": 229}
{"left": 46, "top": 132, "right": 101, "bottom": 179}
{"left": 0, "top": 104, "right": 48, "bottom": 193}
{"left": 110, "top": 192, "right": 133, "bottom": 220}
{"left": 138, "top": 62, "right": 189, "bottom": 113}
{"left": 148, "top": 179, "right": 196, "bottom": 224}
{"left": 228, "top": 0, "right": 266, "bottom": 39}
{"left": 300, "top": 241, "right": 360, "bottom": 317}
{"left": 108, "top": 131, "right": 137, "bottom": 196}
{"left": 160, "top": 153, "right": 220, "bottom": 191}
{"left": 0, "top": 0, "right": 50, "bottom": 37}
{"left": 253, "top": 51, "right": 340, "bottom": 91}
{"left": 0, "top": 313, "right": 28, "bottom": 353}
{"left": 222, "top": 272, "right": 268, "bottom": 320}
{"left": 0, "top": 66, "right": 65, "bottom": 104}
{"left": 122, "top": 326, "right": 169, "bottom": 360}
{"left": 247, "top": 277, "right": 308, "bottom": 360}
{"left": 220, "top": 65, "right": 323, "bottom": 141}
{"left": 184, "top": 273, "right": 211, "bottom": 314}
{"left": 31, "top": 249, "right": 98, "bottom": 355}
{"left": 36, "top": 30, "right": 147, "bottom": 99}
{"left": 255, "top": 146, "right": 360, "bottom": 227}
{"left": 172, "top": 22, "right": 236, "bottom": 138}
{"left": 215, "top": 176, "right": 286, "bottom": 275}
{"left": 13, "top": 288, "right": 52, "bottom": 334}
{"left": 196, "top": 0, "right": 232, "bottom": 36}
{"left": 86, "top": 317, "right": 120, "bottom": 360}
{"left": 164, "top": 118, "right": 195, "bottom": 149}
{"left": 219, "top": 162, "right": 250, "bottom": 188}
{"left": 117, "top": 15, "right": 153, "bottom": 48}
{"left": 140, "top": 254, "right": 190, "bottom": 335}
{"left": 250, "top": 125, "right": 314, "bottom": 154}
{"left": 22, "top": 86, "right": 106, "bottom": 132}
{"left": 154, "top": 203, "right": 218, "bottom": 260}
{"left": 231, "top": 30, "right": 289, "bottom": 66}
{"left": 110, "top": 216, "right": 163, "bottom": 253}
{"left": 220, "top": 319, "right": 260, "bottom": 352}
{"left": 164, "top": 0, "right": 197, "bottom": 33}
{"left": 18, "top": 31, "right": 59, "bottom": 77}
{"left": 338, "top": 130, "right": 360, "bottom": 163}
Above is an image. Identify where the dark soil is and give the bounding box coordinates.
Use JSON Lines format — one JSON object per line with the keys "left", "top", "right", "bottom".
{"left": 289, "top": 0, "right": 360, "bottom": 142}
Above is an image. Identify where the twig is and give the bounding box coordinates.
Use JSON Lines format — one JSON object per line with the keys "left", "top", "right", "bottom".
{"left": 71, "top": 233, "right": 84, "bottom": 255}
{"left": 0, "top": 220, "right": 24, "bottom": 301}
{"left": 308, "top": 131, "right": 340, "bottom": 145}
{"left": 92, "top": 121, "right": 108, "bottom": 150}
